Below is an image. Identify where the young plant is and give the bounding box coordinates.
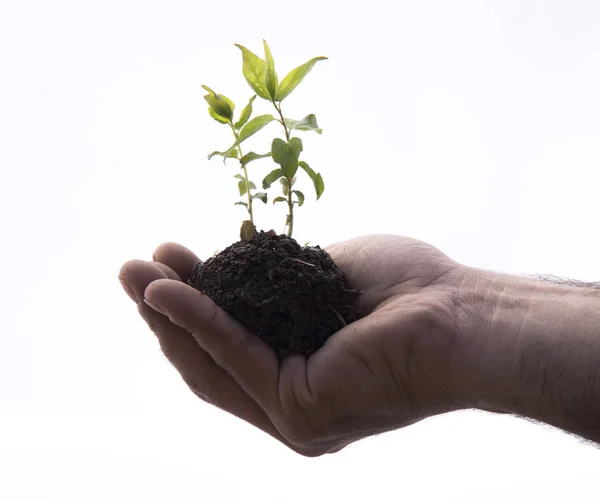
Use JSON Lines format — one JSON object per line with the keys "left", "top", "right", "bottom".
{"left": 202, "top": 86, "right": 271, "bottom": 225}
{"left": 203, "top": 40, "right": 326, "bottom": 239}
{"left": 194, "top": 43, "right": 363, "bottom": 361}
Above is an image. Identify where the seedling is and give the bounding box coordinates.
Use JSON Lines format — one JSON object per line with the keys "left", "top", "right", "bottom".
{"left": 193, "top": 41, "right": 362, "bottom": 360}
{"left": 203, "top": 40, "right": 325, "bottom": 238}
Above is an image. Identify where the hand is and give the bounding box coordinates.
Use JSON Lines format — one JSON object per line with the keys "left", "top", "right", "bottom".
{"left": 119, "top": 235, "right": 480, "bottom": 456}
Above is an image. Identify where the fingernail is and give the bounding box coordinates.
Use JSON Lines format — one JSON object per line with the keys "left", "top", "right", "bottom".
{"left": 119, "top": 276, "right": 138, "bottom": 302}
{"left": 143, "top": 298, "right": 167, "bottom": 315}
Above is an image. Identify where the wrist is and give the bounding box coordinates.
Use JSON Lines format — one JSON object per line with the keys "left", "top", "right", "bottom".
{"left": 453, "top": 269, "right": 542, "bottom": 412}
{"left": 454, "top": 267, "right": 600, "bottom": 441}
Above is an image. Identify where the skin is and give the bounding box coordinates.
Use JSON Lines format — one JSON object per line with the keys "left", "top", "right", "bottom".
{"left": 118, "top": 235, "right": 600, "bottom": 456}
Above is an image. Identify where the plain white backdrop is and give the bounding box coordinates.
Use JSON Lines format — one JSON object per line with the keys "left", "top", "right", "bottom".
{"left": 1, "top": 0, "right": 599, "bottom": 498}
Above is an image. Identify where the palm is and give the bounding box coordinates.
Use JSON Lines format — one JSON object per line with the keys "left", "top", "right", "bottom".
{"left": 274, "top": 235, "right": 463, "bottom": 448}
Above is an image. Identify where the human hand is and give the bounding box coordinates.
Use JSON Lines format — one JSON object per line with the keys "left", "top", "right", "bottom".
{"left": 119, "top": 235, "right": 483, "bottom": 456}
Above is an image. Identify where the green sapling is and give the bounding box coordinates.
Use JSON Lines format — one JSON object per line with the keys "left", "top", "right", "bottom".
{"left": 202, "top": 40, "right": 326, "bottom": 239}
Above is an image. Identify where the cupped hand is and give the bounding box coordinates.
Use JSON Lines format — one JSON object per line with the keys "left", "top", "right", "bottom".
{"left": 119, "top": 235, "right": 476, "bottom": 456}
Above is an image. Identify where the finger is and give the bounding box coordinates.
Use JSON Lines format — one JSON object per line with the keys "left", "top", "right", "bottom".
{"left": 152, "top": 242, "right": 201, "bottom": 284}
{"left": 120, "top": 261, "right": 340, "bottom": 456}
{"left": 119, "top": 259, "right": 175, "bottom": 303}
{"left": 154, "top": 262, "right": 180, "bottom": 281}
{"left": 120, "top": 261, "right": 291, "bottom": 446}
{"left": 146, "top": 305, "right": 337, "bottom": 456}
{"left": 138, "top": 303, "right": 288, "bottom": 444}
{"left": 143, "top": 279, "right": 280, "bottom": 412}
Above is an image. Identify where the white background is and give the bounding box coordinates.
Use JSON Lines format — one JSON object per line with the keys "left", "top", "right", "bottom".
{"left": 1, "top": 0, "right": 600, "bottom": 498}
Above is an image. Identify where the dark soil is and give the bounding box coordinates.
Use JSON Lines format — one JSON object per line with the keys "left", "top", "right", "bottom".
{"left": 190, "top": 230, "right": 363, "bottom": 360}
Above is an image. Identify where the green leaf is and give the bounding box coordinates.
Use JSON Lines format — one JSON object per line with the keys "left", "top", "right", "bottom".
{"left": 271, "top": 137, "right": 303, "bottom": 179}
{"left": 230, "top": 114, "right": 275, "bottom": 150}
{"left": 293, "top": 190, "right": 305, "bottom": 206}
{"left": 233, "top": 95, "right": 257, "bottom": 129}
{"left": 208, "top": 149, "right": 239, "bottom": 161}
{"left": 273, "top": 196, "right": 287, "bottom": 204}
{"left": 234, "top": 201, "right": 248, "bottom": 207}
{"left": 313, "top": 173, "right": 324, "bottom": 199}
{"left": 202, "top": 85, "right": 234, "bottom": 121}
{"left": 234, "top": 174, "right": 256, "bottom": 195}
{"left": 234, "top": 44, "right": 270, "bottom": 100}
{"left": 263, "top": 40, "right": 278, "bottom": 100}
{"left": 276, "top": 56, "right": 327, "bottom": 101}
{"left": 298, "top": 160, "right": 324, "bottom": 199}
{"left": 240, "top": 151, "right": 272, "bottom": 167}
{"left": 252, "top": 192, "right": 268, "bottom": 203}
{"left": 262, "top": 168, "right": 285, "bottom": 189}
{"left": 284, "top": 114, "right": 322, "bottom": 134}
{"left": 280, "top": 177, "right": 290, "bottom": 196}
{"left": 209, "top": 108, "right": 230, "bottom": 124}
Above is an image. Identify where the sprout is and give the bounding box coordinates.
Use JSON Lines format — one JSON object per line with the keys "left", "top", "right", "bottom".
{"left": 203, "top": 40, "right": 327, "bottom": 238}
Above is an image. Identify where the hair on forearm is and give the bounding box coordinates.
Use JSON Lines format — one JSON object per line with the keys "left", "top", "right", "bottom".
{"left": 524, "top": 274, "right": 600, "bottom": 290}
{"left": 515, "top": 273, "right": 600, "bottom": 444}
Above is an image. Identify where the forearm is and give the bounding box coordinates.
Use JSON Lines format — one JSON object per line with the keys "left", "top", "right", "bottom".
{"left": 457, "top": 269, "right": 600, "bottom": 443}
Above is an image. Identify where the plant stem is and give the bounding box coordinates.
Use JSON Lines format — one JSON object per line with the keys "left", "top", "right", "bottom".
{"left": 229, "top": 122, "right": 253, "bottom": 223}
{"left": 273, "top": 101, "right": 294, "bottom": 237}
{"left": 286, "top": 187, "right": 294, "bottom": 237}
{"left": 274, "top": 102, "right": 290, "bottom": 141}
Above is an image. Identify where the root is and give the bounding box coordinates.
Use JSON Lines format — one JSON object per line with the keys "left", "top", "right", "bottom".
{"left": 290, "top": 258, "right": 316, "bottom": 267}
{"left": 331, "top": 307, "right": 347, "bottom": 328}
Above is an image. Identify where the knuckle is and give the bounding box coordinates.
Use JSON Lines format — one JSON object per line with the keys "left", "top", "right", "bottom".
{"left": 288, "top": 443, "right": 327, "bottom": 458}
{"left": 182, "top": 375, "right": 212, "bottom": 404}
{"left": 285, "top": 435, "right": 346, "bottom": 458}
{"left": 278, "top": 381, "right": 330, "bottom": 447}
{"left": 158, "top": 338, "right": 176, "bottom": 360}
{"left": 279, "top": 415, "right": 325, "bottom": 448}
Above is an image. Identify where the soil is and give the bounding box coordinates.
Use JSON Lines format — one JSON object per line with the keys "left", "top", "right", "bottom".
{"left": 190, "top": 230, "right": 363, "bottom": 360}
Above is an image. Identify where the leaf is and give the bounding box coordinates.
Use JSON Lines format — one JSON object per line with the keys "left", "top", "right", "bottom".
{"left": 240, "top": 220, "right": 255, "bottom": 241}
{"left": 230, "top": 114, "right": 275, "bottom": 150}
{"left": 280, "top": 177, "right": 290, "bottom": 196}
{"left": 234, "top": 44, "right": 270, "bottom": 100}
{"left": 202, "top": 85, "right": 234, "bottom": 121}
{"left": 252, "top": 192, "right": 268, "bottom": 203}
{"left": 293, "top": 190, "right": 305, "bottom": 207}
{"left": 209, "top": 108, "right": 230, "bottom": 124}
{"left": 240, "top": 151, "right": 272, "bottom": 167}
{"left": 271, "top": 137, "right": 303, "bottom": 179}
{"left": 276, "top": 56, "right": 327, "bottom": 101}
{"left": 298, "top": 160, "right": 316, "bottom": 177}
{"left": 208, "top": 149, "right": 239, "bottom": 161}
{"left": 234, "top": 201, "right": 248, "bottom": 207}
{"left": 313, "top": 173, "right": 324, "bottom": 199}
{"left": 234, "top": 174, "right": 256, "bottom": 196}
{"left": 262, "top": 168, "right": 284, "bottom": 189}
{"left": 272, "top": 196, "right": 287, "bottom": 204}
{"left": 298, "top": 160, "right": 325, "bottom": 199}
{"left": 284, "top": 114, "right": 322, "bottom": 134}
{"left": 263, "top": 40, "right": 278, "bottom": 100}
{"left": 233, "top": 95, "right": 257, "bottom": 129}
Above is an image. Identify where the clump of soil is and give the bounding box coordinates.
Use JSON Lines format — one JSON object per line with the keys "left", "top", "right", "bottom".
{"left": 190, "top": 230, "right": 363, "bottom": 360}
